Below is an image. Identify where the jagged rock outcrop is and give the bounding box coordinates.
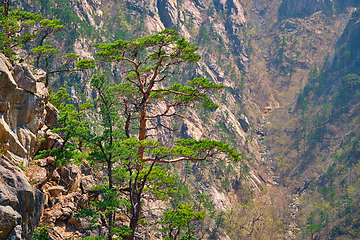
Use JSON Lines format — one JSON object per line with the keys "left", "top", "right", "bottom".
{"left": 331, "top": 10, "right": 360, "bottom": 73}
{"left": 0, "top": 156, "right": 46, "bottom": 239}
{"left": 0, "top": 54, "right": 50, "bottom": 239}
{"left": 69, "top": 0, "right": 103, "bottom": 29}
{"left": 214, "top": 0, "right": 246, "bottom": 28}
{"left": 0, "top": 205, "right": 22, "bottom": 239}
{"left": 25, "top": 158, "right": 99, "bottom": 239}
{"left": 279, "top": 0, "right": 333, "bottom": 17}
{"left": 213, "top": 0, "right": 248, "bottom": 69}
{"left": 0, "top": 54, "right": 49, "bottom": 165}
{"left": 157, "top": 0, "right": 178, "bottom": 29}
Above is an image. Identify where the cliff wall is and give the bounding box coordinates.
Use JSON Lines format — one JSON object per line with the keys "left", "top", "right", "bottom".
{"left": 0, "top": 55, "right": 49, "bottom": 239}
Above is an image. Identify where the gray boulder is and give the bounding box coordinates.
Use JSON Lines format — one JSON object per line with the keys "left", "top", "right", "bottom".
{"left": 0, "top": 156, "right": 46, "bottom": 239}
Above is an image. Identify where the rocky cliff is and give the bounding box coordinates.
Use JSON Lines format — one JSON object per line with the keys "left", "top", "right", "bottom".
{"left": 0, "top": 54, "right": 48, "bottom": 239}
{"left": 279, "top": 0, "right": 334, "bottom": 16}
{"left": 331, "top": 10, "right": 360, "bottom": 73}
{"left": 280, "top": 0, "right": 360, "bottom": 17}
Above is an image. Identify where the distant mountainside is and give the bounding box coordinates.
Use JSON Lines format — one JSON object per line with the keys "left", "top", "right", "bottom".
{"left": 280, "top": 0, "right": 359, "bottom": 17}
{"left": 267, "top": 7, "right": 360, "bottom": 240}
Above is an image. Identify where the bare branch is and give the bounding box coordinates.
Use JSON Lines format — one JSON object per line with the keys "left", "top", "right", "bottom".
{"left": 146, "top": 122, "right": 176, "bottom": 132}
{"left": 142, "top": 157, "right": 207, "bottom": 163}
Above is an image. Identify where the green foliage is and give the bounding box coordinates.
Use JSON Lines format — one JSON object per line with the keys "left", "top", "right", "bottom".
{"left": 197, "top": 25, "right": 210, "bottom": 44}
{"left": 33, "top": 45, "right": 96, "bottom": 87}
{"left": 159, "top": 203, "right": 205, "bottom": 240}
{"left": 70, "top": 74, "right": 182, "bottom": 239}
{"left": 48, "top": 87, "right": 70, "bottom": 109}
{"left": 43, "top": 29, "right": 241, "bottom": 239}
{"left": 0, "top": 2, "right": 66, "bottom": 60}
{"left": 95, "top": 29, "right": 201, "bottom": 63}
{"left": 332, "top": 73, "right": 360, "bottom": 110}
{"left": 341, "top": 49, "right": 351, "bottom": 60}
{"left": 304, "top": 222, "right": 323, "bottom": 236}
{"left": 173, "top": 139, "right": 241, "bottom": 161}
{"left": 34, "top": 88, "right": 90, "bottom": 188}
{"left": 35, "top": 101, "right": 86, "bottom": 166}
{"left": 32, "top": 227, "right": 51, "bottom": 240}
{"left": 0, "top": 5, "right": 41, "bottom": 56}
{"left": 75, "top": 189, "right": 132, "bottom": 240}
{"left": 32, "top": 44, "right": 58, "bottom": 55}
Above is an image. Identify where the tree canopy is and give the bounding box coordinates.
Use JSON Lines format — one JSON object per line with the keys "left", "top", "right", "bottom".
{"left": 66, "top": 29, "right": 241, "bottom": 239}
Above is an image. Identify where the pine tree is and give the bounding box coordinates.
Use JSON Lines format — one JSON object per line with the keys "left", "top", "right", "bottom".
{"left": 75, "top": 29, "right": 242, "bottom": 239}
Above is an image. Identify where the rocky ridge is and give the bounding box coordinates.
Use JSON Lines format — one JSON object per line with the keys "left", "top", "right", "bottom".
{"left": 0, "top": 52, "right": 101, "bottom": 239}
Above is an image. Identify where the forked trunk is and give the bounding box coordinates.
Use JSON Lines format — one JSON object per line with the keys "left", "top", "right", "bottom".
{"left": 125, "top": 194, "right": 141, "bottom": 240}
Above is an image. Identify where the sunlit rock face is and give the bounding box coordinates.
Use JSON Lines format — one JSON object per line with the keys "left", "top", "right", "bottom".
{"left": 0, "top": 54, "right": 49, "bottom": 165}
{"left": 0, "top": 54, "right": 48, "bottom": 239}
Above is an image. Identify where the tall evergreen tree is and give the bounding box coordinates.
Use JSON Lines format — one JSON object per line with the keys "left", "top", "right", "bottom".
{"left": 74, "top": 29, "right": 242, "bottom": 239}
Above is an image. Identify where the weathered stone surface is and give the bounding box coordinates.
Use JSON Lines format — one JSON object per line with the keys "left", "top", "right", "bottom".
{"left": 33, "top": 68, "right": 46, "bottom": 82}
{"left": 157, "top": 0, "right": 178, "bottom": 29}
{"left": 60, "top": 207, "right": 73, "bottom": 220}
{"left": 36, "top": 130, "right": 63, "bottom": 156}
{"left": 77, "top": 194, "right": 89, "bottom": 209}
{"left": 331, "top": 10, "right": 360, "bottom": 73}
{"left": 0, "top": 156, "right": 46, "bottom": 239}
{"left": 13, "top": 225, "right": 22, "bottom": 240}
{"left": 45, "top": 102, "right": 59, "bottom": 129}
{"left": 0, "top": 53, "right": 48, "bottom": 168}
{"left": 48, "top": 186, "right": 65, "bottom": 197}
{"left": 0, "top": 55, "right": 17, "bottom": 91}
{"left": 36, "top": 81, "right": 49, "bottom": 101}
{"left": 26, "top": 164, "right": 47, "bottom": 184}
{"left": 17, "top": 127, "right": 36, "bottom": 161}
{"left": 0, "top": 115, "right": 27, "bottom": 158}
{"left": 280, "top": 0, "right": 333, "bottom": 17}
{"left": 81, "top": 175, "right": 95, "bottom": 193}
{"left": 212, "top": 0, "right": 248, "bottom": 70}
{"left": 0, "top": 205, "right": 21, "bottom": 238}
{"left": 40, "top": 191, "right": 82, "bottom": 226}
{"left": 13, "top": 63, "right": 37, "bottom": 94}
{"left": 60, "top": 164, "right": 82, "bottom": 192}
{"left": 73, "top": 217, "right": 92, "bottom": 232}
{"left": 52, "top": 169, "right": 61, "bottom": 182}
{"left": 23, "top": 94, "right": 46, "bottom": 134}
{"left": 35, "top": 158, "right": 49, "bottom": 167}
{"left": 0, "top": 41, "right": 62, "bottom": 240}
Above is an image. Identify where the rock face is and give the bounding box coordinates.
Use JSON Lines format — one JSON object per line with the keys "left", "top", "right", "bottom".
{"left": 0, "top": 205, "right": 21, "bottom": 239}
{"left": 331, "top": 10, "right": 360, "bottom": 73}
{"left": 0, "top": 156, "right": 46, "bottom": 239}
{"left": 279, "top": 0, "right": 333, "bottom": 17}
{"left": 157, "top": 0, "right": 178, "bottom": 29}
{"left": 0, "top": 54, "right": 48, "bottom": 239}
{"left": 213, "top": 0, "right": 248, "bottom": 69}
{"left": 143, "top": 0, "right": 248, "bottom": 70}
{"left": 0, "top": 54, "right": 49, "bottom": 165}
